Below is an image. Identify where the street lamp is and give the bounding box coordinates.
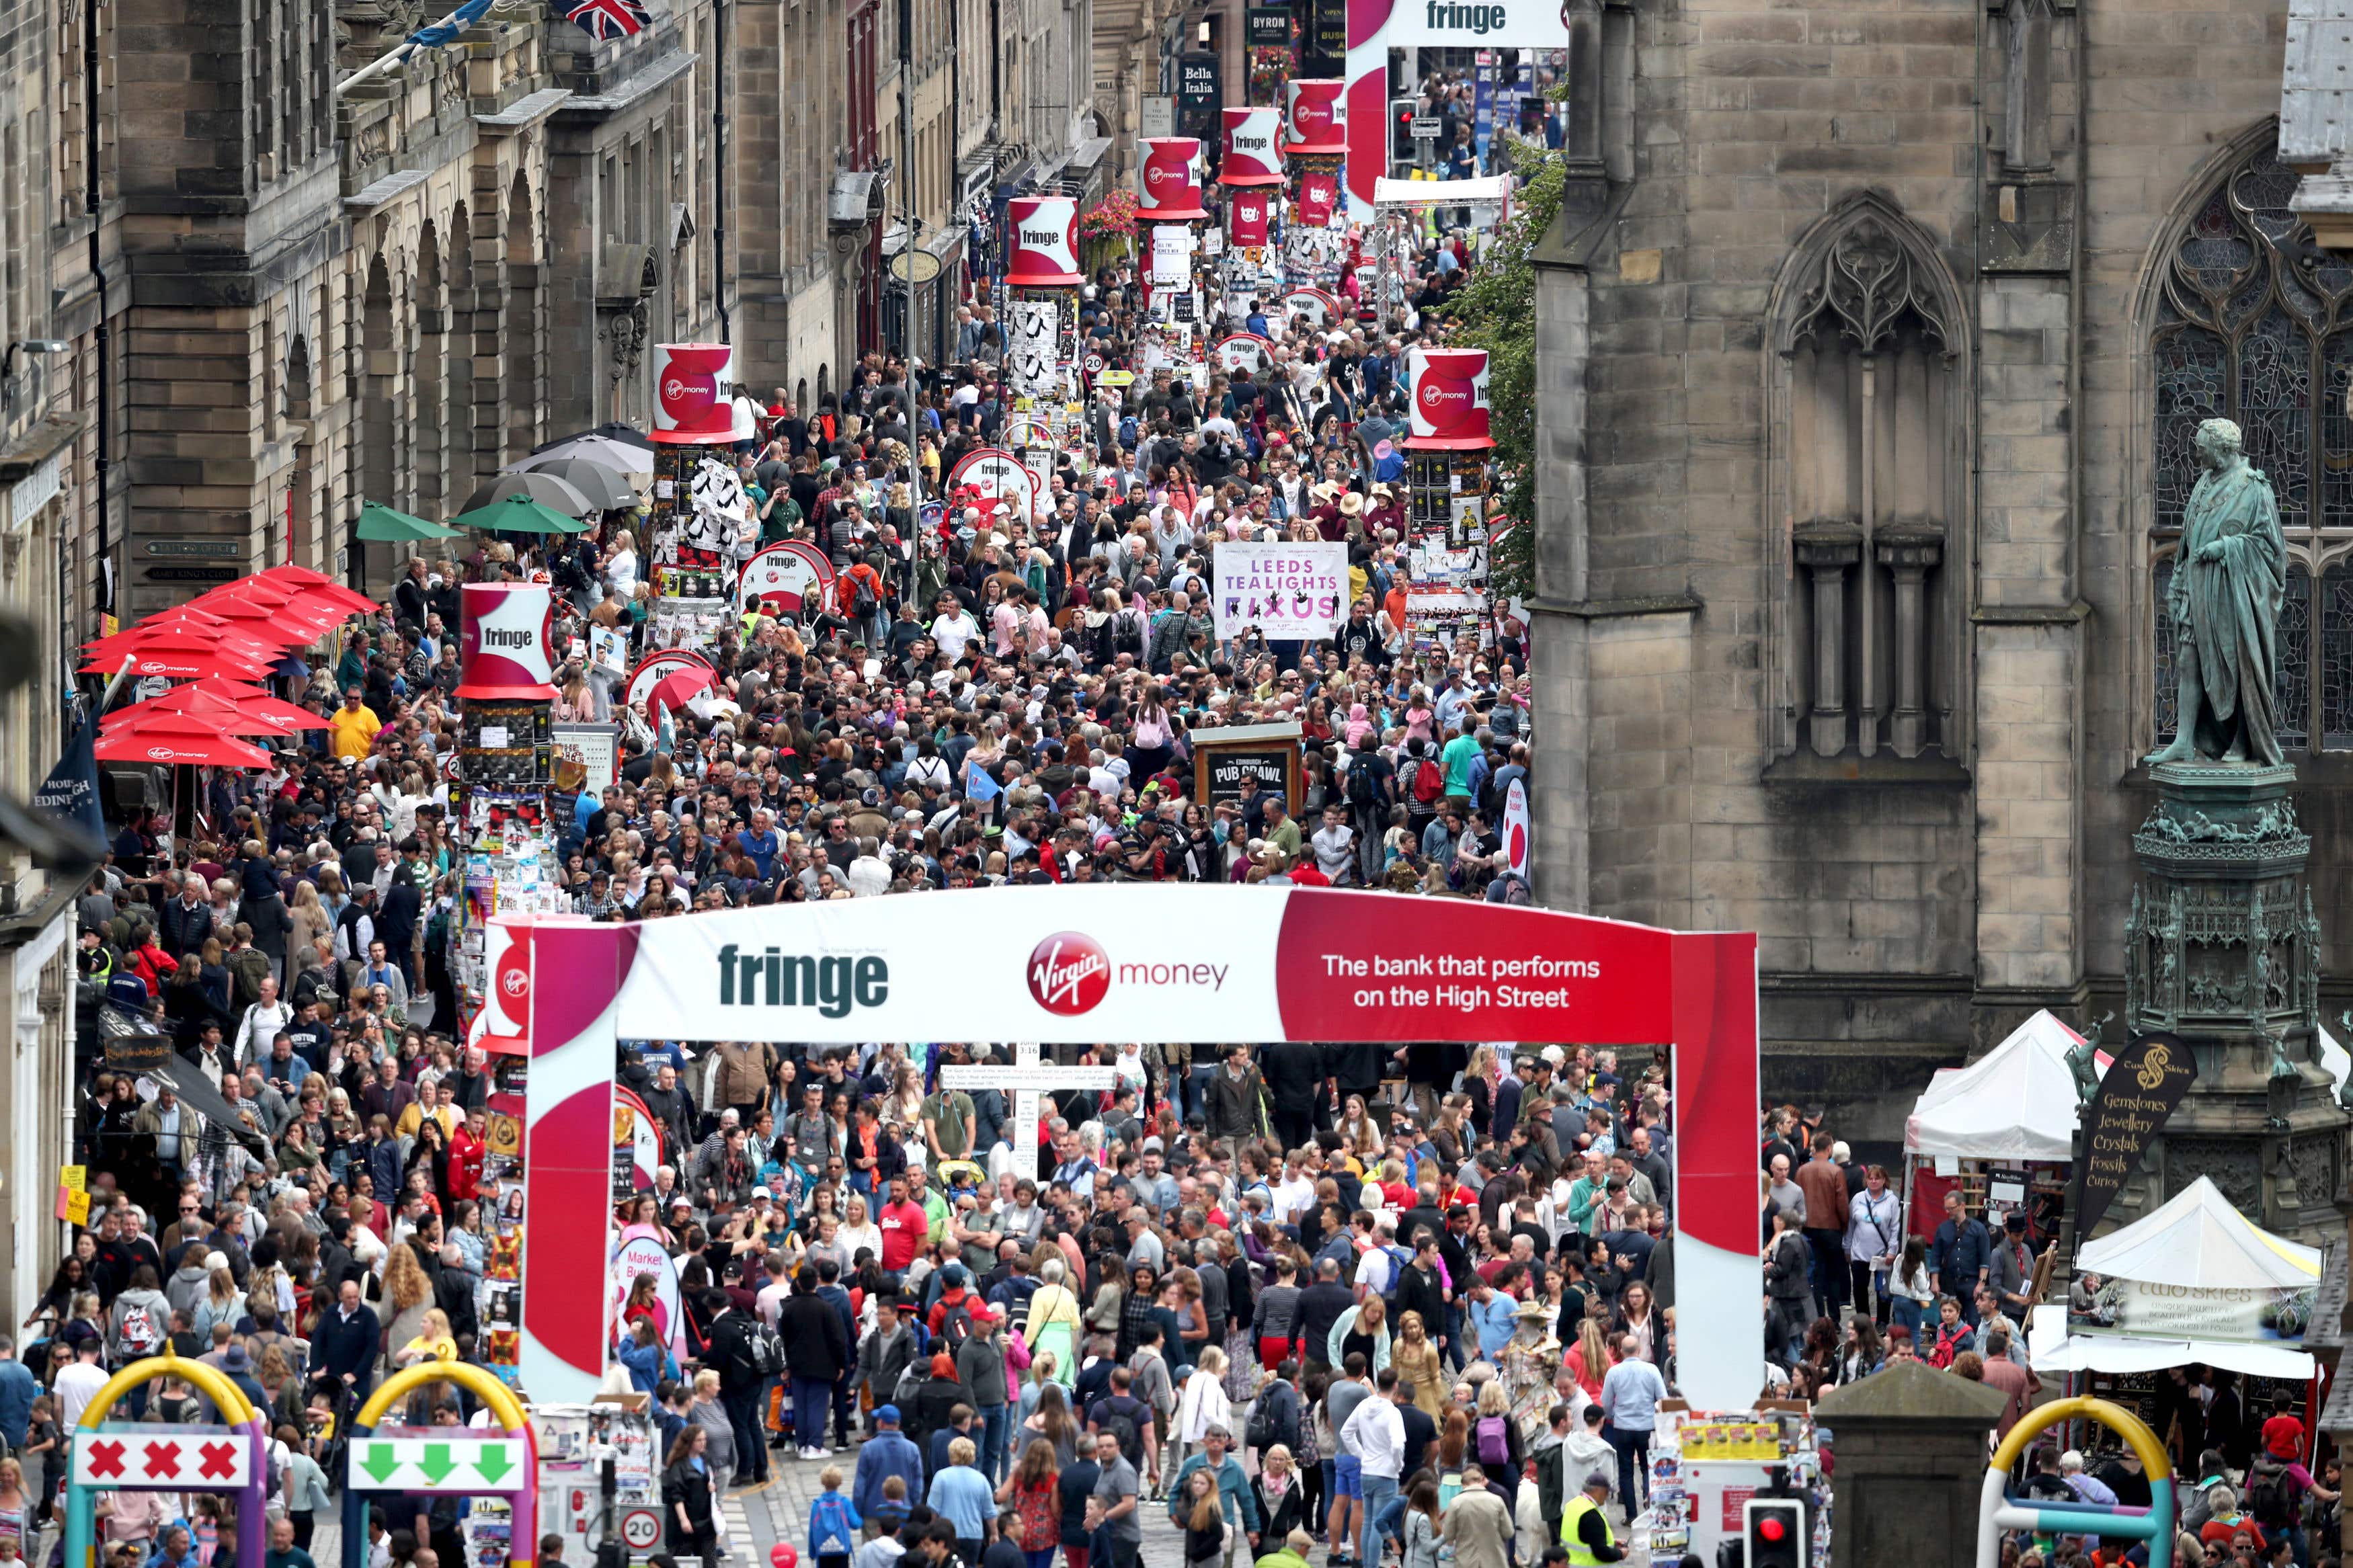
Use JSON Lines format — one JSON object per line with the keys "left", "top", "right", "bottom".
{"left": 0, "top": 339, "right": 71, "bottom": 412}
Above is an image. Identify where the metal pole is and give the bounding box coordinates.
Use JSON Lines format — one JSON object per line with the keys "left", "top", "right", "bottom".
{"left": 900, "top": 0, "right": 924, "bottom": 574}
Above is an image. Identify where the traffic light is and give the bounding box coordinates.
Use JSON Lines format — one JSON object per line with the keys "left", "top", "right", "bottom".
{"left": 1742, "top": 1498, "right": 1806, "bottom": 1568}
{"left": 1391, "top": 97, "right": 1419, "bottom": 161}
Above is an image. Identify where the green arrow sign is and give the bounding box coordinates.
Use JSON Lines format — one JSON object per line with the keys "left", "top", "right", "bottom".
{"left": 346, "top": 1436, "right": 526, "bottom": 1492}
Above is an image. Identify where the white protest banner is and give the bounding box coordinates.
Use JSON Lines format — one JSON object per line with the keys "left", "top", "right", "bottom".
{"left": 1212, "top": 540, "right": 1349, "bottom": 641}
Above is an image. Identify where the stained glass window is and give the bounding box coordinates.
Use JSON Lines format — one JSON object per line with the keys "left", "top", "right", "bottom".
{"left": 2153, "top": 556, "right": 2178, "bottom": 745}
{"left": 2324, "top": 565, "right": 2353, "bottom": 747}
{"left": 2280, "top": 563, "right": 2313, "bottom": 751}
{"left": 2151, "top": 144, "right": 2353, "bottom": 750}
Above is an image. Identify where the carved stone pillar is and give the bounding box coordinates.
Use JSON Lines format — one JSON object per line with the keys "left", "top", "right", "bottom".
{"left": 1999, "top": 0, "right": 2054, "bottom": 175}
{"left": 1795, "top": 521, "right": 1862, "bottom": 758}
{"left": 1876, "top": 522, "right": 1945, "bottom": 759}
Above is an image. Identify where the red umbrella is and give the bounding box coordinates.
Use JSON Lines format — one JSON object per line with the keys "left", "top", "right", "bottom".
{"left": 251, "top": 565, "right": 378, "bottom": 614}
{"left": 93, "top": 713, "right": 271, "bottom": 768}
{"left": 79, "top": 632, "right": 274, "bottom": 680}
{"left": 173, "top": 679, "right": 313, "bottom": 729}
{"left": 201, "top": 578, "right": 349, "bottom": 625}
{"left": 103, "top": 683, "right": 299, "bottom": 737}
{"left": 648, "top": 665, "right": 719, "bottom": 718}
{"left": 164, "top": 600, "right": 325, "bottom": 649}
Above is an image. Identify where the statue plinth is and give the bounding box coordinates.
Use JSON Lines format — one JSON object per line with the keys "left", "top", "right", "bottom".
{"left": 2121, "top": 761, "right": 2343, "bottom": 1241}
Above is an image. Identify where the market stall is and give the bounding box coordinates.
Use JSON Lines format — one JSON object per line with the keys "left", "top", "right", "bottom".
{"left": 1903, "top": 1007, "right": 2096, "bottom": 1241}
{"left": 2029, "top": 1176, "right": 2320, "bottom": 1461}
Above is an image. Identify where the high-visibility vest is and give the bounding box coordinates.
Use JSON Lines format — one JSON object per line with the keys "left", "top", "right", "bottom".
{"left": 1560, "top": 1495, "right": 1616, "bottom": 1567}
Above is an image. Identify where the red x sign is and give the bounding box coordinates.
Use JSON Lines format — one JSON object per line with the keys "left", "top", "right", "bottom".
{"left": 143, "top": 1442, "right": 180, "bottom": 1480}
{"left": 197, "top": 1442, "right": 239, "bottom": 1481}
{"left": 85, "top": 1440, "right": 124, "bottom": 1479}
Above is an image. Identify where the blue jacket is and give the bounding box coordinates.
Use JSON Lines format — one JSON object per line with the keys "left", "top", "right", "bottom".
{"left": 0, "top": 1358, "right": 36, "bottom": 1447}
{"left": 851, "top": 1430, "right": 925, "bottom": 1521}
{"left": 1166, "top": 1453, "right": 1259, "bottom": 1532}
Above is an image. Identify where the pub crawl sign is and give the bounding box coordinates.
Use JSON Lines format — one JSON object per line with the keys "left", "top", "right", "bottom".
{"left": 2074, "top": 1030, "right": 2197, "bottom": 1240}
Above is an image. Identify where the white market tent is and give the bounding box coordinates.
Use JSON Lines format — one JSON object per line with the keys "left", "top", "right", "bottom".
{"left": 2030, "top": 1177, "right": 2321, "bottom": 1378}
{"left": 1905, "top": 1007, "right": 2097, "bottom": 1163}
{"left": 2077, "top": 1174, "right": 2321, "bottom": 1290}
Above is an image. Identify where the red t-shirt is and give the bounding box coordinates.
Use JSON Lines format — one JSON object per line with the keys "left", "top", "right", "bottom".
{"left": 2262, "top": 1411, "right": 2307, "bottom": 1460}
{"left": 879, "top": 1198, "right": 928, "bottom": 1272}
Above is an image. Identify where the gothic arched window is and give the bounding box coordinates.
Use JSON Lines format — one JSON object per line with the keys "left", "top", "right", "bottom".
{"left": 2151, "top": 142, "right": 2353, "bottom": 751}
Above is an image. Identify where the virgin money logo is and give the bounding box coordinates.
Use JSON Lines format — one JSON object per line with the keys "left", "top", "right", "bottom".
{"left": 146, "top": 746, "right": 177, "bottom": 761}
{"left": 1420, "top": 381, "right": 1461, "bottom": 409}
{"left": 662, "top": 376, "right": 689, "bottom": 402}
{"left": 1029, "top": 933, "right": 1111, "bottom": 1016}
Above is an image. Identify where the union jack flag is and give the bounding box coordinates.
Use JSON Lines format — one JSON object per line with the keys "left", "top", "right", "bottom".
{"left": 561, "top": 0, "right": 649, "bottom": 40}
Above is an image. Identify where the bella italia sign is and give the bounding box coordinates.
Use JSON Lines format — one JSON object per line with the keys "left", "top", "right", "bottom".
{"left": 2075, "top": 1031, "right": 2197, "bottom": 1241}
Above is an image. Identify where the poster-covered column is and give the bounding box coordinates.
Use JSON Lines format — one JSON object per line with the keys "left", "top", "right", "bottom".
{"left": 1281, "top": 80, "right": 1349, "bottom": 294}
{"left": 452, "top": 585, "right": 564, "bottom": 1387}
{"left": 648, "top": 343, "right": 760, "bottom": 651}
{"left": 1402, "top": 346, "right": 1496, "bottom": 657}
{"left": 1001, "top": 197, "right": 1087, "bottom": 510}
{"left": 1219, "top": 108, "right": 1285, "bottom": 333}
{"left": 1137, "top": 137, "right": 1211, "bottom": 378}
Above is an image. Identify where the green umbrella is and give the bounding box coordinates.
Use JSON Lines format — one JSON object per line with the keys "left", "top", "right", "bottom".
{"left": 448, "top": 493, "right": 592, "bottom": 534}
{"left": 354, "top": 502, "right": 463, "bottom": 542}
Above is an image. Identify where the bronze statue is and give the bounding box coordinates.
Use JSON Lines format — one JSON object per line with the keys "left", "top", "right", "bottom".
{"left": 2146, "top": 418, "right": 2288, "bottom": 768}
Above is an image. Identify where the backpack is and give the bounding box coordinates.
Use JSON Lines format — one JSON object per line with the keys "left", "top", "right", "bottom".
{"left": 2249, "top": 1462, "right": 2295, "bottom": 1528}
{"left": 938, "top": 1300, "right": 975, "bottom": 1354}
{"left": 852, "top": 575, "right": 880, "bottom": 617}
{"left": 749, "top": 1321, "right": 787, "bottom": 1378}
{"left": 1476, "top": 1413, "right": 1511, "bottom": 1467}
{"left": 891, "top": 1357, "right": 929, "bottom": 1411}
{"left": 1101, "top": 1399, "right": 1146, "bottom": 1468}
{"left": 1347, "top": 757, "right": 1380, "bottom": 807}
{"left": 811, "top": 1493, "right": 859, "bottom": 1557}
{"left": 1246, "top": 1382, "right": 1293, "bottom": 1453}
{"left": 116, "top": 1301, "right": 159, "bottom": 1356}
{"left": 1412, "top": 759, "right": 1444, "bottom": 806}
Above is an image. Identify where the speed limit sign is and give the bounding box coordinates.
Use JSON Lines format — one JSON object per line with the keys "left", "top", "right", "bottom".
{"left": 619, "top": 1508, "right": 663, "bottom": 1553}
{"left": 1084, "top": 352, "right": 1105, "bottom": 376}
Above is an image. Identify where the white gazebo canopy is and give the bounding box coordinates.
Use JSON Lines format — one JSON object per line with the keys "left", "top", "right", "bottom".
{"left": 2077, "top": 1175, "right": 2321, "bottom": 1292}
{"left": 1905, "top": 1008, "right": 2098, "bottom": 1164}
{"left": 2032, "top": 1178, "right": 2323, "bottom": 1380}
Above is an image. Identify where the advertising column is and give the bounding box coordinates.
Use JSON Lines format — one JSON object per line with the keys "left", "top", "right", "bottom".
{"left": 1281, "top": 79, "right": 1349, "bottom": 294}
{"left": 647, "top": 343, "right": 759, "bottom": 651}
{"left": 1402, "top": 347, "right": 1497, "bottom": 656}
{"left": 1137, "top": 136, "right": 1211, "bottom": 377}
{"left": 1219, "top": 108, "right": 1285, "bottom": 333}
{"left": 452, "top": 583, "right": 565, "bottom": 1388}
{"left": 1001, "top": 196, "right": 1087, "bottom": 505}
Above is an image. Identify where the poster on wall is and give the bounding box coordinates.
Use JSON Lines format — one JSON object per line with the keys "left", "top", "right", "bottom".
{"left": 1212, "top": 540, "right": 1349, "bottom": 640}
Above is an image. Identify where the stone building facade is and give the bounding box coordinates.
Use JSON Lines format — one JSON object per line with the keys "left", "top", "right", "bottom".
{"left": 1527, "top": 0, "right": 2337, "bottom": 1145}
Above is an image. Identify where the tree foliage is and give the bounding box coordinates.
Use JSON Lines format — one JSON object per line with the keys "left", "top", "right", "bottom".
{"left": 1431, "top": 136, "right": 1568, "bottom": 602}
